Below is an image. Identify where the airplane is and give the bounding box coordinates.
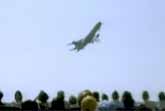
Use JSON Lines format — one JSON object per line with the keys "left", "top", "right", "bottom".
{"left": 68, "top": 21, "right": 102, "bottom": 52}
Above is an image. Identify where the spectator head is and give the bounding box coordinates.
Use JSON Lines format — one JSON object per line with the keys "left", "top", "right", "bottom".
{"left": 81, "top": 95, "right": 97, "bottom": 111}
{"left": 15, "top": 90, "right": 23, "bottom": 103}
{"left": 102, "top": 93, "right": 109, "bottom": 101}
{"left": 69, "top": 95, "right": 77, "bottom": 105}
{"left": 122, "top": 91, "right": 134, "bottom": 108}
{"left": 158, "top": 91, "right": 165, "bottom": 101}
{"left": 78, "top": 90, "right": 93, "bottom": 106}
{"left": 57, "top": 90, "right": 65, "bottom": 100}
{"left": 22, "top": 100, "right": 39, "bottom": 110}
{"left": 112, "top": 91, "right": 119, "bottom": 100}
{"left": 142, "top": 91, "right": 149, "bottom": 101}
{"left": 92, "top": 91, "right": 100, "bottom": 102}
{"left": 83, "top": 90, "right": 92, "bottom": 95}
{"left": 37, "top": 90, "right": 49, "bottom": 103}
{"left": 0, "top": 91, "right": 3, "bottom": 101}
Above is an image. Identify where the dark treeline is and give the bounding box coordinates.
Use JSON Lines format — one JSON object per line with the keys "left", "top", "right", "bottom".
{"left": 0, "top": 90, "right": 164, "bottom": 111}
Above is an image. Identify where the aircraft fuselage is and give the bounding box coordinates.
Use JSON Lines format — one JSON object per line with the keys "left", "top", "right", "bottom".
{"left": 84, "top": 22, "right": 102, "bottom": 45}
{"left": 69, "top": 21, "right": 102, "bottom": 52}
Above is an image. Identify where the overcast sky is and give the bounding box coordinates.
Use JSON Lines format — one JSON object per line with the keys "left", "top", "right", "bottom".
{"left": 0, "top": 0, "right": 165, "bottom": 102}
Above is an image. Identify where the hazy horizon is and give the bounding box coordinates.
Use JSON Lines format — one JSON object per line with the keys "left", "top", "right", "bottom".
{"left": 0, "top": 0, "right": 165, "bottom": 102}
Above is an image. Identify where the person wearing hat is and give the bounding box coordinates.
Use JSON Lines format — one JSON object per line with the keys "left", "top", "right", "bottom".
{"left": 81, "top": 95, "right": 97, "bottom": 111}
{"left": 78, "top": 90, "right": 93, "bottom": 106}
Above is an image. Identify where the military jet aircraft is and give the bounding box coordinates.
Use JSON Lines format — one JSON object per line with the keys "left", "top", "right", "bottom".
{"left": 68, "top": 22, "right": 102, "bottom": 52}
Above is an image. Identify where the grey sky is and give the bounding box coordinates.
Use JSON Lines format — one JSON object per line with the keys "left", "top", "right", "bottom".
{"left": 0, "top": 0, "right": 165, "bottom": 102}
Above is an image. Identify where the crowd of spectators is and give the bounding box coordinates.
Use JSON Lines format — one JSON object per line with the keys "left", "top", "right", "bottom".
{"left": 0, "top": 90, "right": 164, "bottom": 111}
